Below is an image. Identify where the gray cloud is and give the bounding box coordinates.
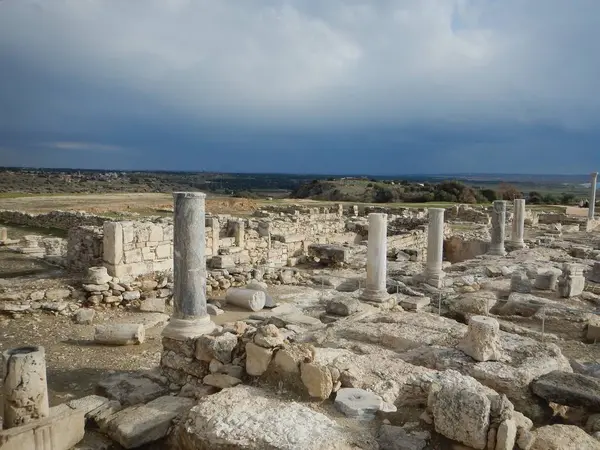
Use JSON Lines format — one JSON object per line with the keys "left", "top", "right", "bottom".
{"left": 1, "top": 0, "right": 599, "bottom": 130}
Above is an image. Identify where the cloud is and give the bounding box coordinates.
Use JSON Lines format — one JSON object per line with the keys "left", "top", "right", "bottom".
{"left": 0, "top": 0, "right": 599, "bottom": 173}
{"left": 47, "top": 142, "right": 125, "bottom": 152}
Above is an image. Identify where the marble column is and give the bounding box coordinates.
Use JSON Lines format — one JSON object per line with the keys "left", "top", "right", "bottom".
{"left": 589, "top": 172, "right": 598, "bottom": 219}
{"left": 424, "top": 208, "right": 445, "bottom": 288}
{"left": 162, "top": 192, "right": 215, "bottom": 340}
{"left": 360, "top": 213, "right": 390, "bottom": 302}
{"left": 508, "top": 199, "right": 526, "bottom": 249}
{"left": 488, "top": 200, "right": 507, "bottom": 256}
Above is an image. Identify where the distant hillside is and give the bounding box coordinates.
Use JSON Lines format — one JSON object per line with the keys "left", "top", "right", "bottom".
{"left": 291, "top": 178, "right": 491, "bottom": 204}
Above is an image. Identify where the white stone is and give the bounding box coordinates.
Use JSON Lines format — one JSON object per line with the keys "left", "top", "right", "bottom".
{"left": 85, "top": 266, "right": 112, "bottom": 285}
{"left": 495, "top": 419, "right": 517, "bottom": 450}
{"left": 424, "top": 208, "right": 445, "bottom": 288}
{"left": 94, "top": 324, "right": 145, "bottom": 345}
{"left": 245, "top": 342, "right": 273, "bottom": 376}
{"left": 300, "top": 362, "right": 333, "bottom": 399}
{"left": 73, "top": 308, "right": 95, "bottom": 325}
{"left": 360, "top": 213, "right": 390, "bottom": 302}
{"left": 139, "top": 297, "right": 166, "bottom": 313}
{"left": 226, "top": 288, "right": 266, "bottom": 312}
{"left": 508, "top": 199, "right": 526, "bottom": 249}
{"left": 334, "top": 388, "right": 382, "bottom": 420}
{"left": 590, "top": 172, "right": 598, "bottom": 220}
{"left": 457, "top": 316, "right": 502, "bottom": 362}
{"left": 2, "top": 346, "right": 50, "bottom": 428}
{"left": 488, "top": 201, "right": 507, "bottom": 256}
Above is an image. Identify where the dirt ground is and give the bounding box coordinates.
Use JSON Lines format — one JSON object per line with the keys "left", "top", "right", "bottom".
{"left": 0, "top": 193, "right": 260, "bottom": 216}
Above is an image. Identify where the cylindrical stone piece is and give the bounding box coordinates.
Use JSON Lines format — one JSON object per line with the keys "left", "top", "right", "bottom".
{"left": 510, "top": 271, "right": 531, "bottom": 293}
{"left": 360, "top": 213, "right": 390, "bottom": 302}
{"left": 457, "top": 316, "right": 502, "bottom": 362}
{"left": 162, "top": 192, "right": 215, "bottom": 340}
{"left": 2, "top": 346, "right": 50, "bottom": 428}
{"left": 0, "top": 227, "right": 7, "bottom": 241}
{"left": 425, "top": 208, "right": 445, "bottom": 288}
{"left": 94, "top": 324, "right": 145, "bottom": 345}
{"left": 509, "top": 199, "right": 526, "bottom": 249}
{"left": 85, "top": 266, "right": 112, "bottom": 285}
{"left": 590, "top": 172, "right": 598, "bottom": 219}
{"left": 488, "top": 200, "right": 507, "bottom": 256}
{"left": 226, "top": 288, "right": 266, "bottom": 312}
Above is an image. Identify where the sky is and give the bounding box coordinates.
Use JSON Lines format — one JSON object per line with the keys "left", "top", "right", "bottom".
{"left": 1, "top": 0, "right": 600, "bottom": 175}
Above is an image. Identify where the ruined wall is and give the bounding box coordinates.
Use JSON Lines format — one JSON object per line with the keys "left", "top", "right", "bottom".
{"left": 67, "top": 226, "right": 104, "bottom": 272}
{"left": 0, "top": 209, "right": 107, "bottom": 231}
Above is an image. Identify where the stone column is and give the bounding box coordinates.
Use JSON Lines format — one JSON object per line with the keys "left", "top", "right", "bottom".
{"left": 488, "top": 200, "right": 507, "bottom": 256}
{"left": 234, "top": 220, "right": 245, "bottom": 247}
{"left": 424, "top": 208, "right": 445, "bottom": 288}
{"left": 2, "top": 346, "right": 50, "bottom": 428}
{"left": 360, "top": 213, "right": 390, "bottom": 302}
{"left": 589, "top": 172, "right": 598, "bottom": 219}
{"left": 508, "top": 199, "right": 526, "bottom": 249}
{"left": 0, "top": 227, "right": 7, "bottom": 241}
{"left": 162, "top": 192, "right": 215, "bottom": 340}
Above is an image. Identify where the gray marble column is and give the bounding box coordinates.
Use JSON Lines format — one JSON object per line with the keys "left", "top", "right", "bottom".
{"left": 589, "top": 172, "right": 598, "bottom": 219}
{"left": 360, "top": 213, "right": 390, "bottom": 302}
{"left": 424, "top": 208, "right": 445, "bottom": 288}
{"left": 508, "top": 199, "right": 526, "bottom": 249}
{"left": 488, "top": 200, "right": 507, "bottom": 256}
{"left": 162, "top": 192, "right": 215, "bottom": 340}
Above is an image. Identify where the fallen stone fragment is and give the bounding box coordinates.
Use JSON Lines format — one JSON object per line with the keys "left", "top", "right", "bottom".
{"left": 245, "top": 342, "right": 273, "bottom": 376}
{"left": 171, "top": 385, "right": 372, "bottom": 449}
{"left": 326, "top": 296, "right": 362, "bottom": 316}
{"left": 96, "top": 373, "right": 168, "bottom": 406}
{"left": 67, "top": 395, "right": 110, "bottom": 419}
{"left": 457, "top": 315, "right": 502, "bottom": 362}
{"left": 0, "top": 404, "right": 84, "bottom": 450}
{"left": 226, "top": 288, "right": 266, "bottom": 311}
{"left": 301, "top": 362, "right": 333, "bottom": 399}
{"left": 94, "top": 324, "right": 145, "bottom": 345}
{"left": 531, "top": 371, "right": 600, "bottom": 410}
{"left": 203, "top": 374, "right": 242, "bottom": 389}
{"left": 400, "top": 296, "right": 431, "bottom": 311}
{"left": 104, "top": 396, "right": 194, "bottom": 449}
{"left": 85, "top": 266, "right": 112, "bottom": 285}
{"left": 139, "top": 297, "right": 166, "bottom": 313}
{"left": 254, "top": 324, "right": 285, "bottom": 348}
{"left": 245, "top": 280, "right": 276, "bottom": 308}
{"left": 207, "top": 304, "right": 224, "bottom": 315}
{"left": 122, "top": 290, "right": 141, "bottom": 302}
{"left": 510, "top": 272, "right": 532, "bottom": 294}
{"left": 335, "top": 388, "right": 382, "bottom": 420}
{"left": 195, "top": 333, "right": 238, "bottom": 364}
{"left": 495, "top": 419, "right": 517, "bottom": 450}
{"left": 526, "top": 424, "right": 600, "bottom": 450}
{"left": 44, "top": 288, "right": 71, "bottom": 301}
{"left": 73, "top": 308, "right": 95, "bottom": 325}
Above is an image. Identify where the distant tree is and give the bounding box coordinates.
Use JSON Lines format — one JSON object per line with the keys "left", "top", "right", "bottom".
{"left": 498, "top": 183, "right": 522, "bottom": 200}
{"left": 560, "top": 193, "right": 576, "bottom": 205}
{"left": 480, "top": 189, "right": 498, "bottom": 202}
{"left": 528, "top": 191, "right": 543, "bottom": 204}
{"left": 542, "top": 193, "right": 559, "bottom": 204}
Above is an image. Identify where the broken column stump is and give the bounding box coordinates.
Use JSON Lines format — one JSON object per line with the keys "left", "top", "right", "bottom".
{"left": 94, "top": 324, "right": 145, "bottom": 345}
{"left": 2, "top": 346, "right": 50, "bottom": 428}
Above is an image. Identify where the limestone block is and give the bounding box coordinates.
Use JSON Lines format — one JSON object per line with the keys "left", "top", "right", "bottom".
{"left": 253, "top": 324, "right": 284, "bottom": 348}
{"left": 0, "top": 404, "right": 85, "bottom": 450}
{"left": 85, "top": 266, "right": 112, "bottom": 285}
{"left": 510, "top": 272, "right": 532, "bottom": 294}
{"left": 170, "top": 386, "right": 369, "bottom": 449}
{"left": 73, "top": 308, "right": 95, "bottom": 324}
{"left": 326, "top": 296, "right": 362, "bottom": 316}
{"left": 195, "top": 333, "right": 238, "bottom": 364}
{"left": 139, "top": 297, "right": 166, "bottom": 313}
{"left": 527, "top": 424, "right": 600, "bottom": 450}
{"left": 225, "top": 288, "right": 266, "bottom": 312}
{"left": 2, "top": 346, "right": 50, "bottom": 428}
{"left": 534, "top": 270, "right": 560, "bottom": 290}
{"left": 155, "top": 244, "right": 171, "bottom": 259}
{"left": 103, "top": 222, "right": 123, "bottom": 265}
{"left": 273, "top": 344, "right": 315, "bottom": 374}
{"left": 377, "top": 425, "right": 429, "bottom": 450}
{"left": 334, "top": 388, "right": 382, "bottom": 420}
{"left": 400, "top": 296, "right": 431, "bottom": 311}
{"left": 124, "top": 249, "right": 142, "bottom": 264}
{"left": 245, "top": 342, "right": 273, "bottom": 376}
{"left": 428, "top": 371, "right": 492, "bottom": 450}
{"left": 531, "top": 371, "right": 600, "bottom": 410}
{"left": 104, "top": 396, "right": 194, "bottom": 449}
{"left": 67, "top": 395, "right": 110, "bottom": 419}
{"left": 300, "top": 362, "right": 333, "bottom": 399}
{"left": 94, "top": 324, "right": 145, "bottom": 345}
{"left": 495, "top": 419, "right": 516, "bottom": 450}
{"left": 457, "top": 316, "right": 502, "bottom": 362}
{"left": 203, "top": 374, "right": 242, "bottom": 389}
{"left": 96, "top": 372, "right": 168, "bottom": 407}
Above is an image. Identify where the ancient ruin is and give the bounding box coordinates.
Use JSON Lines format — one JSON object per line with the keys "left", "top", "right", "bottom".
{"left": 2, "top": 190, "right": 600, "bottom": 450}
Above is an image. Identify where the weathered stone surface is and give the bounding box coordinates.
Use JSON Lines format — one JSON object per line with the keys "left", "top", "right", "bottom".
{"left": 203, "top": 374, "right": 242, "bottom": 389}
{"left": 245, "top": 342, "right": 273, "bottom": 376}
{"left": 495, "top": 419, "right": 516, "bottom": 450}
{"left": 67, "top": 395, "right": 110, "bottom": 418}
{"left": 105, "top": 396, "right": 194, "bottom": 449}
{"left": 399, "top": 296, "right": 431, "bottom": 311}
{"left": 85, "top": 266, "right": 112, "bottom": 285}
{"left": 122, "top": 290, "right": 141, "bottom": 302}
{"left": 534, "top": 269, "right": 560, "bottom": 290}
{"left": 206, "top": 304, "right": 224, "bottom": 316}
{"left": 45, "top": 288, "right": 71, "bottom": 301}
{"left": 326, "top": 296, "right": 362, "bottom": 316}
{"left": 139, "top": 297, "right": 165, "bottom": 313}
{"left": 527, "top": 424, "right": 600, "bottom": 450}
{"left": 335, "top": 388, "right": 381, "bottom": 420}
{"left": 74, "top": 308, "right": 95, "bottom": 325}
{"left": 449, "top": 291, "right": 497, "bottom": 318}
{"left": 171, "top": 386, "right": 372, "bottom": 449}
{"left": 273, "top": 344, "right": 315, "bottom": 374}
{"left": 254, "top": 324, "right": 285, "bottom": 348}
{"left": 0, "top": 404, "right": 85, "bottom": 450}
{"left": 458, "top": 315, "right": 502, "bottom": 362}
{"left": 82, "top": 284, "right": 110, "bottom": 293}
{"left": 377, "top": 425, "right": 428, "bottom": 450}
{"left": 96, "top": 373, "right": 168, "bottom": 406}
{"left": 510, "top": 272, "right": 532, "bottom": 294}
{"left": 531, "top": 371, "right": 600, "bottom": 410}
{"left": 195, "top": 333, "right": 238, "bottom": 364}
{"left": 428, "top": 371, "right": 493, "bottom": 450}
{"left": 301, "top": 362, "right": 333, "bottom": 399}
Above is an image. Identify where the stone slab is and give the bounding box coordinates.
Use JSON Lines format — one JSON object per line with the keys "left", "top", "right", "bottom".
{"left": 0, "top": 404, "right": 85, "bottom": 450}
{"left": 531, "top": 371, "right": 600, "bottom": 410}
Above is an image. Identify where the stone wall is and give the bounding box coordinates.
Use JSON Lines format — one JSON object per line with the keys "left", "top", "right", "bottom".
{"left": 67, "top": 226, "right": 104, "bottom": 272}
{"left": 0, "top": 209, "right": 106, "bottom": 231}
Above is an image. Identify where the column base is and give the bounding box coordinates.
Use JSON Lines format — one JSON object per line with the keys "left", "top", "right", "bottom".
{"left": 161, "top": 315, "right": 216, "bottom": 341}
{"left": 487, "top": 245, "right": 506, "bottom": 256}
{"left": 359, "top": 288, "right": 390, "bottom": 303}
{"left": 506, "top": 241, "right": 526, "bottom": 251}
{"left": 413, "top": 272, "right": 446, "bottom": 289}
